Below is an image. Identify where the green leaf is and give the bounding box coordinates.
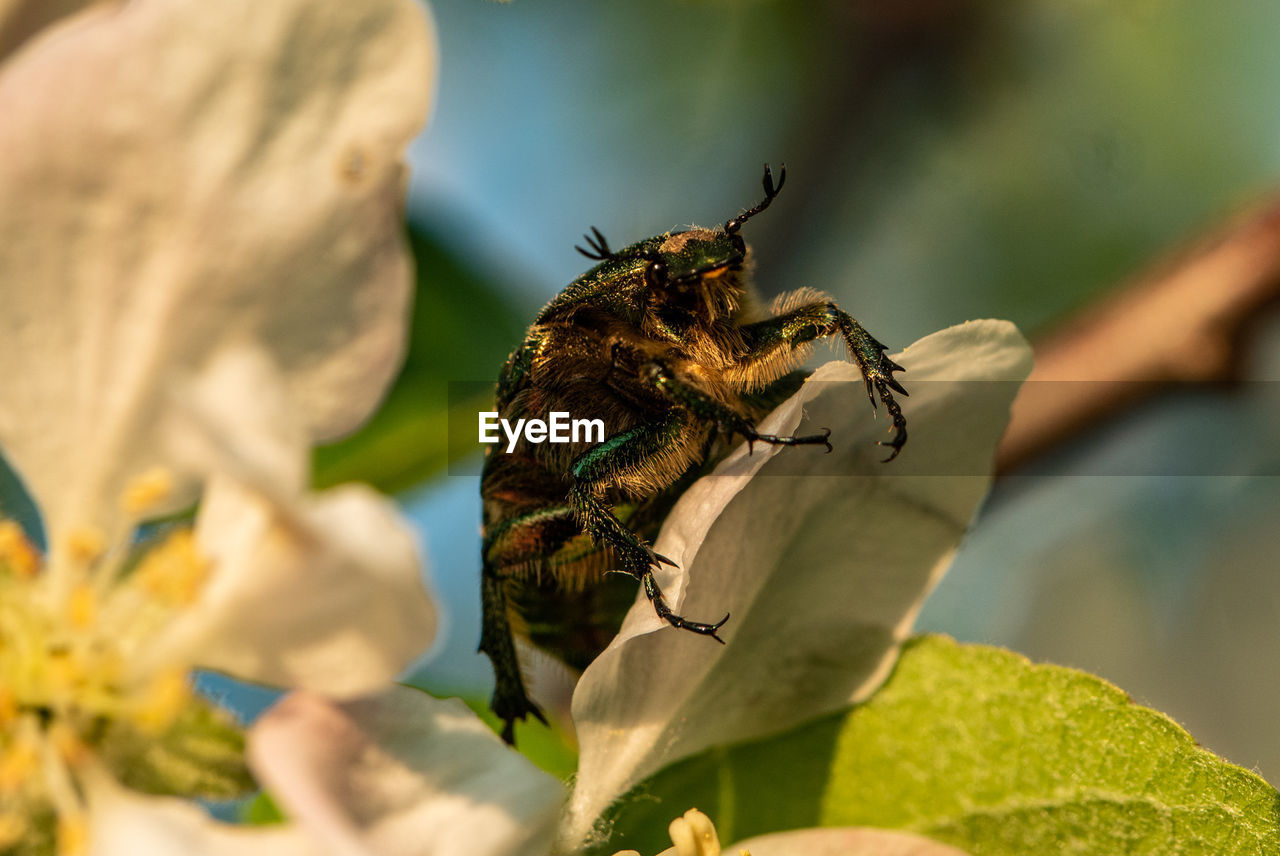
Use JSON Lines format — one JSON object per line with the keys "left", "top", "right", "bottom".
{"left": 313, "top": 224, "right": 527, "bottom": 493}
{"left": 593, "top": 635, "right": 1280, "bottom": 856}
{"left": 98, "top": 698, "right": 256, "bottom": 801}
{"left": 241, "top": 791, "right": 287, "bottom": 825}
{"left": 0, "top": 453, "right": 41, "bottom": 545}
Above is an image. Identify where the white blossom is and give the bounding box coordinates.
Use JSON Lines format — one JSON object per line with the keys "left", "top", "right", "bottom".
{"left": 0, "top": 0, "right": 438, "bottom": 851}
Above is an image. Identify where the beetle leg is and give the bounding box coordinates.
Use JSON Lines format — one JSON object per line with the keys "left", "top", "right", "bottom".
{"left": 735, "top": 300, "right": 908, "bottom": 461}
{"left": 480, "top": 505, "right": 582, "bottom": 744}
{"left": 478, "top": 568, "right": 547, "bottom": 744}
{"left": 644, "top": 362, "right": 832, "bottom": 452}
{"left": 642, "top": 570, "right": 729, "bottom": 641}
{"left": 568, "top": 414, "right": 730, "bottom": 640}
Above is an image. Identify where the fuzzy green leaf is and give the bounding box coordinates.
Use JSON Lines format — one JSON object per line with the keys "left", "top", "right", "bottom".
{"left": 98, "top": 698, "right": 255, "bottom": 801}
{"left": 593, "top": 636, "right": 1280, "bottom": 856}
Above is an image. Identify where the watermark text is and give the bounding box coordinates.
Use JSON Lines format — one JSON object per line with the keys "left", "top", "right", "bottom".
{"left": 479, "top": 411, "right": 605, "bottom": 453}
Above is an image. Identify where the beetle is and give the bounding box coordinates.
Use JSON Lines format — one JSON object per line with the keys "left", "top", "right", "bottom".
{"left": 478, "top": 166, "right": 907, "bottom": 743}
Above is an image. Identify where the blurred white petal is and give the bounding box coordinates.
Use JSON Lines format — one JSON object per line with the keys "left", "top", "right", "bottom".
{"left": 250, "top": 688, "right": 563, "bottom": 856}
{"left": 164, "top": 346, "right": 311, "bottom": 501}
{"left": 0, "top": 0, "right": 434, "bottom": 544}
{"left": 153, "top": 479, "right": 433, "bottom": 695}
{"left": 145, "top": 346, "right": 437, "bottom": 693}
{"left": 565, "top": 321, "right": 1032, "bottom": 844}
{"left": 85, "top": 770, "right": 315, "bottom": 856}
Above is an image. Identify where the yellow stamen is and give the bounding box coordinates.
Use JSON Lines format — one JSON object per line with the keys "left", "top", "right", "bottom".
{"left": 0, "top": 690, "right": 17, "bottom": 727}
{"left": 56, "top": 813, "right": 88, "bottom": 856}
{"left": 132, "top": 669, "right": 189, "bottom": 735}
{"left": 120, "top": 467, "right": 175, "bottom": 516}
{"left": 0, "top": 742, "right": 39, "bottom": 795}
{"left": 613, "top": 809, "right": 749, "bottom": 856}
{"left": 0, "top": 520, "right": 40, "bottom": 579}
{"left": 133, "top": 529, "right": 209, "bottom": 606}
{"left": 668, "top": 809, "right": 721, "bottom": 856}
{"left": 48, "top": 724, "right": 89, "bottom": 768}
{"left": 44, "top": 648, "right": 88, "bottom": 709}
{"left": 0, "top": 811, "right": 26, "bottom": 849}
{"left": 0, "top": 505, "right": 231, "bottom": 849}
{"left": 66, "top": 584, "right": 97, "bottom": 631}
{"left": 66, "top": 528, "right": 105, "bottom": 565}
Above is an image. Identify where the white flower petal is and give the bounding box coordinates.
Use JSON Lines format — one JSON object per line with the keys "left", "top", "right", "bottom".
{"left": 86, "top": 769, "right": 315, "bottom": 856}
{"left": 165, "top": 346, "right": 311, "bottom": 504}
{"left": 0, "top": 0, "right": 434, "bottom": 543}
{"left": 148, "top": 477, "right": 437, "bottom": 696}
{"left": 144, "top": 342, "right": 437, "bottom": 694}
{"left": 249, "top": 688, "right": 563, "bottom": 856}
{"left": 720, "top": 827, "right": 973, "bottom": 856}
{"left": 565, "top": 321, "right": 1032, "bottom": 844}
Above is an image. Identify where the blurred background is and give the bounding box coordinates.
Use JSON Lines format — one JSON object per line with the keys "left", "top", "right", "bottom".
{"left": 312, "top": 0, "right": 1280, "bottom": 782}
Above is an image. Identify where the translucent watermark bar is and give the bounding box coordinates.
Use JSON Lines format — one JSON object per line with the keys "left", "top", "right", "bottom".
{"left": 443, "top": 380, "right": 1280, "bottom": 477}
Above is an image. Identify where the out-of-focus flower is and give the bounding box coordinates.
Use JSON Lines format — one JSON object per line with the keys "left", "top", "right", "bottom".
{"left": 251, "top": 322, "right": 1032, "bottom": 856}
{"left": 0, "top": 0, "right": 437, "bottom": 851}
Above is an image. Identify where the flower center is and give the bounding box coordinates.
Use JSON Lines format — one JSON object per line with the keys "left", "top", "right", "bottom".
{"left": 0, "top": 470, "right": 211, "bottom": 854}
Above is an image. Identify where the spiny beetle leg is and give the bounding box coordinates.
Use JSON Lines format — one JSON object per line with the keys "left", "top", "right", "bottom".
{"left": 732, "top": 301, "right": 907, "bottom": 460}
{"left": 743, "top": 426, "right": 832, "bottom": 455}
{"left": 642, "top": 571, "right": 729, "bottom": 643}
{"left": 645, "top": 361, "right": 830, "bottom": 457}
{"left": 479, "top": 572, "right": 548, "bottom": 745}
{"left": 840, "top": 324, "right": 908, "bottom": 460}
{"left": 496, "top": 690, "right": 548, "bottom": 746}
{"left": 635, "top": 541, "right": 679, "bottom": 572}
{"left": 616, "top": 543, "right": 729, "bottom": 642}
{"left": 876, "top": 378, "right": 908, "bottom": 462}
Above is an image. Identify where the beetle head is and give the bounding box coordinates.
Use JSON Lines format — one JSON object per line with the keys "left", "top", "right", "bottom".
{"left": 635, "top": 228, "right": 745, "bottom": 322}
{"left": 571, "top": 165, "right": 786, "bottom": 323}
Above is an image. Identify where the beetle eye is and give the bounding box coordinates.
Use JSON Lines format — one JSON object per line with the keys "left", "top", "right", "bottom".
{"left": 730, "top": 234, "right": 746, "bottom": 256}
{"left": 645, "top": 259, "right": 667, "bottom": 288}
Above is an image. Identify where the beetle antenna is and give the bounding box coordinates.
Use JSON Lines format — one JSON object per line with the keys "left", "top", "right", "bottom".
{"left": 575, "top": 226, "right": 616, "bottom": 261}
{"left": 725, "top": 163, "right": 786, "bottom": 234}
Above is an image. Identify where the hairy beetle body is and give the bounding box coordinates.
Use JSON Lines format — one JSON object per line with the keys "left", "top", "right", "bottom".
{"left": 479, "top": 167, "right": 907, "bottom": 742}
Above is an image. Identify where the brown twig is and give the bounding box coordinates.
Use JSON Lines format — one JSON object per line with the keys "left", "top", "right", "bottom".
{"left": 996, "top": 194, "right": 1280, "bottom": 474}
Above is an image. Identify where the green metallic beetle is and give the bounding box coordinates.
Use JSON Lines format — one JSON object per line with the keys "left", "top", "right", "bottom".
{"left": 479, "top": 166, "right": 907, "bottom": 743}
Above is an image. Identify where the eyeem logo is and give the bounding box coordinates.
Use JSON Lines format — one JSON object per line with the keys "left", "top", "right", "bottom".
{"left": 479, "top": 411, "right": 605, "bottom": 453}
